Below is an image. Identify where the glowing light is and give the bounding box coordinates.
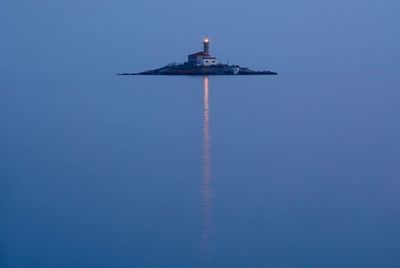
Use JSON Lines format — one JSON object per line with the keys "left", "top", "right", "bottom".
{"left": 204, "top": 36, "right": 209, "bottom": 43}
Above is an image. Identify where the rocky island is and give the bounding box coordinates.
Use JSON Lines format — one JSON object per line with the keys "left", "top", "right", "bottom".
{"left": 118, "top": 36, "right": 277, "bottom": 76}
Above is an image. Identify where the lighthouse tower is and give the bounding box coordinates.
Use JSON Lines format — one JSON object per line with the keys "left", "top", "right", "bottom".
{"left": 203, "top": 36, "right": 210, "bottom": 55}
{"left": 187, "top": 36, "right": 217, "bottom": 66}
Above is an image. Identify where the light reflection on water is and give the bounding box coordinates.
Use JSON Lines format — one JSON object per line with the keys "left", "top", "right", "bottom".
{"left": 201, "top": 76, "right": 214, "bottom": 266}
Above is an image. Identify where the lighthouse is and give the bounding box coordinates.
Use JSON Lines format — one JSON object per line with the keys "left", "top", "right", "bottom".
{"left": 203, "top": 36, "right": 210, "bottom": 55}
{"left": 187, "top": 36, "right": 218, "bottom": 66}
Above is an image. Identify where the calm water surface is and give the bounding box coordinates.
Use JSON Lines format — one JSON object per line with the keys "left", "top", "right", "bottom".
{"left": 1, "top": 73, "right": 400, "bottom": 267}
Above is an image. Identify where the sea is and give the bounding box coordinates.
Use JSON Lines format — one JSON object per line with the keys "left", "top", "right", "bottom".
{"left": 1, "top": 71, "right": 400, "bottom": 267}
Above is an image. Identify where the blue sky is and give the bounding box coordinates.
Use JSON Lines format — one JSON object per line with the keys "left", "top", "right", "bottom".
{"left": 1, "top": 0, "right": 399, "bottom": 77}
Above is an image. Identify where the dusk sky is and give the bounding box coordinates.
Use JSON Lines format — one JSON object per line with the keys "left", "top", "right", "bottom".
{"left": 1, "top": 0, "right": 399, "bottom": 78}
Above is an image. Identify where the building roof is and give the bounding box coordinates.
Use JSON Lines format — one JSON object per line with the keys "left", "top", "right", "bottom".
{"left": 188, "top": 51, "right": 209, "bottom": 57}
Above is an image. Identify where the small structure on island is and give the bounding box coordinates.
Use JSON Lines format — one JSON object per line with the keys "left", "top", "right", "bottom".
{"left": 188, "top": 36, "right": 218, "bottom": 66}
{"left": 118, "top": 36, "right": 277, "bottom": 76}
